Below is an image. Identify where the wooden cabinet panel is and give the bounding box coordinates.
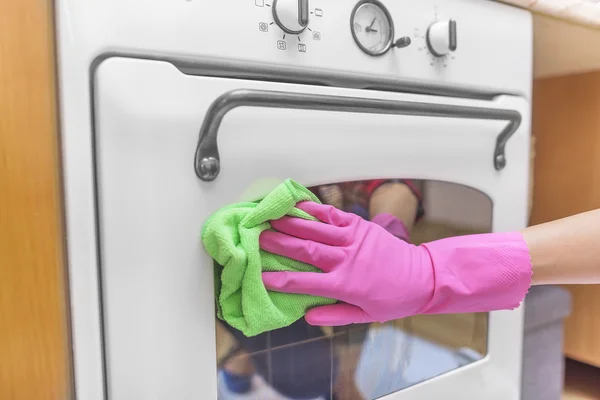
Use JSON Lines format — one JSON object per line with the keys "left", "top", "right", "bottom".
{"left": 532, "top": 71, "right": 600, "bottom": 367}
{"left": 0, "top": 0, "right": 71, "bottom": 398}
{"left": 562, "top": 285, "right": 600, "bottom": 368}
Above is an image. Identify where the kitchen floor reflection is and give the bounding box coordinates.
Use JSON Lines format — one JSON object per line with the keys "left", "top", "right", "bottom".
{"left": 215, "top": 179, "right": 491, "bottom": 399}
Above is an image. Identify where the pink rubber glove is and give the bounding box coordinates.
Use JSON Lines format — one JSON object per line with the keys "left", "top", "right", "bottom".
{"left": 260, "top": 202, "right": 532, "bottom": 326}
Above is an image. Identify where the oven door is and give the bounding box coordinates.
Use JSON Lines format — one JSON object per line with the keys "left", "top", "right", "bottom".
{"left": 93, "top": 57, "right": 530, "bottom": 400}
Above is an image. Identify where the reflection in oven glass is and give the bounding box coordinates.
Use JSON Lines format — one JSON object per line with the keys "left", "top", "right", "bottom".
{"left": 215, "top": 179, "right": 491, "bottom": 399}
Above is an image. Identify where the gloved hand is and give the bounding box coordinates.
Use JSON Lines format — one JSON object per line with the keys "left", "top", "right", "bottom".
{"left": 260, "top": 201, "right": 532, "bottom": 326}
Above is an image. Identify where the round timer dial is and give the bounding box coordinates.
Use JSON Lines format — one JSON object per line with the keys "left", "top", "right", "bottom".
{"left": 350, "top": 0, "right": 395, "bottom": 56}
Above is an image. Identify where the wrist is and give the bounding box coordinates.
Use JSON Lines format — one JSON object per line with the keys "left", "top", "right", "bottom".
{"left": 420, "top": 232, "right": 533, "bottom": 314}
{"left": 521, "top": 226, "right": 558, "bottom": 285}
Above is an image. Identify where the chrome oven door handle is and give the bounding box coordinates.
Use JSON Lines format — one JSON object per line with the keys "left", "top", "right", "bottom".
{"left": 194, "top": 89, "right": 522, "bottom": 181}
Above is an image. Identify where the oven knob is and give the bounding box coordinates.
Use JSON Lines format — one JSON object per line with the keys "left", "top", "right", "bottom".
{"left": 272, "top": 0, "right": 309, "bottom": 34}
{"left": 426, "top": 19, "right": 457, "bottom": 57}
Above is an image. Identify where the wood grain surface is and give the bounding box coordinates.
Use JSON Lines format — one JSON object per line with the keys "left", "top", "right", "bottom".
{"left": 0, "top": 0, "right": 72, "bottom": 398}
{"left": 531, "top": 71, "right": 600, "bottom": 368}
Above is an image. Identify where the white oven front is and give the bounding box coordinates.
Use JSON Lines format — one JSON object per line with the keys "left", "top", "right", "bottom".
{"left": 91, "top": 56, "right": 530, "bottom": 400}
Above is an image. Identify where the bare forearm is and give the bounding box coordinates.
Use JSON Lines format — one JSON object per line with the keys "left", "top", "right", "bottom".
{"left": 523, "top": 209, "right": 600, "bottom": 285}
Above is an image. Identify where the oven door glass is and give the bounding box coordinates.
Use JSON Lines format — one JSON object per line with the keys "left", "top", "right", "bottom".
{"left": 94, "top": 57, "right": 530, "bottom": 400}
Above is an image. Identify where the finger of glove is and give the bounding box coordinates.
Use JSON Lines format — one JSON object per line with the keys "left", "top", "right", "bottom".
{"left": 305, "top": 303, "right": 374, "bottom": 326}
{"left": 262, "top": 271, "right": 338, "bottom": 299}
{"left": 271, "top": 216, "right": 346, "bottom": 246}
{"left": 259, "top": 230, "right": 344, "bottom": 272}
{"left": 295, "top": 201, "right": 355, "bottom": 227}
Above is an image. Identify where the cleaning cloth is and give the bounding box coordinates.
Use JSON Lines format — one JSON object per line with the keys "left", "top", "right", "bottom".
{"left": 201, "top": 179, "right": 336, "bottom": 337}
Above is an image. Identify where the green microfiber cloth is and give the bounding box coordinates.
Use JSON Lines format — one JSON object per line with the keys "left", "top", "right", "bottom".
{"left": 201, "top": 179, "right": 336, "bottom": 337}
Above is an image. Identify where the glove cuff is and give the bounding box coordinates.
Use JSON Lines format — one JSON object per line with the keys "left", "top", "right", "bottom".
{"left": 420, "top": 231, "right": 533, "bottom": 314}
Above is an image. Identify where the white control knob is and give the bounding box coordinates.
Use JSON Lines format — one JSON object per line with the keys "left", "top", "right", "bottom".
{"left": 272, "top": 0, "right": 309, "bottom": 34}
{"left": 426, "top": 19, "right": 457, "bottom": 57}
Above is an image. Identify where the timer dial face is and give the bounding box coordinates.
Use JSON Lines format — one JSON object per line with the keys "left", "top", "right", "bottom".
{"left": 351, "top": 0, "right": 394, "bottom": 56}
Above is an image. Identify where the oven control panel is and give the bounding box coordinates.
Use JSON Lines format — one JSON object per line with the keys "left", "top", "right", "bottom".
{"left": 260, "top": 0, "right": 456, "bottom": 63}
{"left": 239, "top": 0, "right": 530, "bottom": 89}
{"left": 65, "top": 0, "right": 533, "bottom": 96}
